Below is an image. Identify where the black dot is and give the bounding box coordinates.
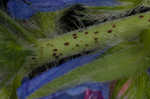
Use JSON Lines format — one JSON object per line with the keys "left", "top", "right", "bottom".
{"left": 64, "top": 42, "right": 70, "bottom": 46}
{"left": 73, "top": 36, "right": 78, "bottom": 39}
{"left": 94, "top": 37, "right": 99, "bottom": 43}
{"left": 53, "top": 53, "right": 57, "bottom": 56}
{"left": 72, "top": 33, "right": 77, "bottom": 37}
{"left": 53, "top": 49, "right": 58, "bottom": 51}
{"left": 55, "top": 56, "right": 59, "bottom": 59}
{"left": 94, "top": 37, "right": 98, "bottom": 41}
{"left": 108, "top": 30, "right": 112, "bottom": 33}
{"left": 32, "top": 57, "right": 36, "bottom": 60}
{"left": 84, "top": 32, "right": 88, "bottom": 35}
{"left": 139, "top": 15, "right": 144, "bottom": 18}
{"left": 112, "top": 24, "right": 116, "bottom": 28}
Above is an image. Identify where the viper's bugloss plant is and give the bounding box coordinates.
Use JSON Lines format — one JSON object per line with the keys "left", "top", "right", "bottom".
{"left": 0, "top": 0, "right": 150, "bottom": 99}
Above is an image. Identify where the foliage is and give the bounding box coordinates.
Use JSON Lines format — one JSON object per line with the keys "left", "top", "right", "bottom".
{"left": 0, "top": 0, "right": 150, "bottom": 98}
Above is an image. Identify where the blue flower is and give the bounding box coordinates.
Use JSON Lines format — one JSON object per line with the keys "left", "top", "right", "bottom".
{"left": 7, "top": 0, "right": 36, "bottom": 19}
{"left": 7, "top": 0, "right": 119, "bottom": 19}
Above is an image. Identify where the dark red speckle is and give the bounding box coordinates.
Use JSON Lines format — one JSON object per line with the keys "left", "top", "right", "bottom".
{"left": 139, "top": 15, "right": 144, "bottom": 18}
{"left": 108, "top": 30, "right": 112, "bottom": 33}
{"left": 85, "top": 32, "right": 88, "bottom": 35}
{"left": 112, "top": 24, "right": 116, "bottom": 28}
{"left": 72, "top": 33, "right": 78, "bottom": 39}
{"left": 64, "top": 42, "right": 69, "bottom": 46}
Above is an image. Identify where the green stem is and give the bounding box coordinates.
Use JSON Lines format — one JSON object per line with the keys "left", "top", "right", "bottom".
{"left": 31, "top": 11, "right": 150, "bottom": 68}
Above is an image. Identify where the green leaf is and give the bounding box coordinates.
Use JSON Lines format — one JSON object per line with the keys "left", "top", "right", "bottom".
{"left": 112, "top": 72, "right": 150, "bottom": 99}
{"left": 0, "top": 10, "right": 33, "bottom": 99}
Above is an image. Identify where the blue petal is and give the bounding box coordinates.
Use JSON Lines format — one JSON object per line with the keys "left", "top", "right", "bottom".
{"left": 17, "top": 48, "right": 109, "bottom": 99}
{"left": 7, "top": 0, "right": 36, "bottom": 19}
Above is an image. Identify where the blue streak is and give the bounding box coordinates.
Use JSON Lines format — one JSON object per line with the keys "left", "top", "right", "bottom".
{"left": 17, "top": 48, "right": 109, "bottom": 99}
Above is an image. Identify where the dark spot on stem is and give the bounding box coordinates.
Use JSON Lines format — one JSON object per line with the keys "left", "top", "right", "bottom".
{"left": 112, "top": 24, "right": 116, "bottom": 28}
{"left": 55, "top": 56, "right": 59, "bottom": 59}
{"left": 64, "top": 42, "right": 70, "bottom": 46}
{"left": 94, "top": 37, "right": 99, "bottom": 43}
{"left": 73, "top": 36, "right": 78, "bottom": 39}
{"left": 53, "top": 49, "right": 58, "bottom": 51}
{"left": 94, "top": 31, "right": 99, "bottom": 34}
{"left": 139, "top": 15, "right": 144, "bottom": 18}
{"left": 108, "top": 29, "right": 112, "bottom": 33}
{"left": 94, "top": 37, "right": 98, "bottom": 41}
{"left": 72, "top": 33, "right": 77, "bottom": 37}
{"left": 32, "top": 57, "right": 36, "bottom": 60}
{"left": 84, "top": 32, "right": 88, "bottom": 35}
{"left": 53, "top": 53, "right": 57, "bottom": 56}
{"left": 60, "top": 53, "right": 63, "bottom": 56}
{"left": 85, "top": 44, "right": 89, "bottom": 47}
{"left": 76, "top": 44, "right": 79, "bottom": 47}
